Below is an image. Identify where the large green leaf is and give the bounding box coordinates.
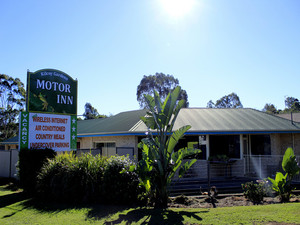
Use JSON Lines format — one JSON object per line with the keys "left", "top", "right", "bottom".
{"left": 282, "top": 147, "right": 295, "bottom": 171}
{"left": 144, "top": 94, "right": 155, "bottom": 111}
{"left": 171, "top": 148, "right": 201, "bottom": 175}
{"left": 282, "top": 147, "right": 300, "bottom": 177}
{"left": 268, "top": 172, "right": 286, "bottom": 192}
{"left": 142, "top": 95, "right": 161, "bottom": 130}
{"left": 172, "top": 147, "right": 201, "bottom": 162}
{"left": 141, "top": 139, "right": 159, "bottom": 162}
{"left": 179, "top": 159, "right": 197, "bottom": 178}
{"left": 154, "top": 91, "right": 162, "bottom": 114}
{"left": 275, "top": 172, "right": 286, "bottom": 184}
{"left": 169, "top": 99, "right": 185, "bottom": 132}
{"left": 158, "top": 86, "right": 179, "bottom": 129}
{"left": 268, "top": 177, "right": 277, "bottom": 190}
{"left": 167, "top": 125, "right": 191, "bottom": 155}
{"left": 165, "top": 86, "right": 181, "bottom": 121}
{"left": 141, "top": 116, "right": 156, "bottom": 130}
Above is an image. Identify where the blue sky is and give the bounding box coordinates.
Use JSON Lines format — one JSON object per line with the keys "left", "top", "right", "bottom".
{"left": 1, "top": 0, "right": 299, "bottom": 116}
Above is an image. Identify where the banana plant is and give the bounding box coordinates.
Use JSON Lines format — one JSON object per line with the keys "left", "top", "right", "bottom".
{"left": 282, "top": 147, "right": 300, "bottom": 178}
{"left": 268, "top": 148, "right": 300, "bottom": 202}
{"left": 136, "top": 86, "right": 201, "bottom": 208}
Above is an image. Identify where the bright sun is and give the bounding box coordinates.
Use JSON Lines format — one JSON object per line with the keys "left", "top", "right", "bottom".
{"left": 159, "top": 0, "right": 196, "bottom": 19}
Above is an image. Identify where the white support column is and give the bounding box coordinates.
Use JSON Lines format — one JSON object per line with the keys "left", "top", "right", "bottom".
{"left": 206, "top": 135, "right": 210, "bottom": 160}
{"left": 259, "top": 155, "right": 262, "bottom": 178}
{"left": 240, "top": 134, "right": 243, "bottom": 160}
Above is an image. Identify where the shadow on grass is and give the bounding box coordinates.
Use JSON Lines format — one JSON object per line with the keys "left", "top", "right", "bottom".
{"left": 88, "top": 207, "right": 208, "bottom": 225}
{"left": 0, "top": 187, "right": 206, "bottom": 225}
{"left": 0, "top": 192, "right": 27, "bottom": 208}
{"left": 21, "top": 198, "right": 207, "bottom": 225}
{"left": 0, "top": 186, "right": 29, "bottom": 219}
{"left": 21, "top": 198, "right": 89, "bottom": 213}
{"left": 20, "top": 198, "right": 131, "bottom": 219}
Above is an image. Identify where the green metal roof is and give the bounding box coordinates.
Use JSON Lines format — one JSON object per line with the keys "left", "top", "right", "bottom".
{"left": 0, "top": 136, "right": 19, "bottom": 144}
{"left": 3, "top": 108, "right": 300, "bottom": 143}
{"left": 77, "top": 109, "right": 148, "bottom": 136}
{"left": 130, "top": 108, "right": 300, "bottom": 134}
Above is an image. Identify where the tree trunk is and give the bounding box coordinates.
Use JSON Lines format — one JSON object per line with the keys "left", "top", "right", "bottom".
{"left": 154, "top": 176, "right": 169, "bottom": 208}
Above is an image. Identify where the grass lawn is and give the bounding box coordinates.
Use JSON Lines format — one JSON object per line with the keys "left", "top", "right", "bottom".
{"left": 0, "top": 185, "right": 299, "bottom": 225}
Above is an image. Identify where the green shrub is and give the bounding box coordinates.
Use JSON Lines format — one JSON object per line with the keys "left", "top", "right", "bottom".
{"left": 37, "top": 153, "right": 143, "bottom": 205}
{"left": 37, "top": 152, "right": 106, "bottom": 203}
{"left": 102, "top": 155, "right": 142, "bottom": 205}
{"left": 18, "top": 148, "right": 56, "bottom": 194}
{"left": 242, "top": 181, "right": 265, "bottom": 204}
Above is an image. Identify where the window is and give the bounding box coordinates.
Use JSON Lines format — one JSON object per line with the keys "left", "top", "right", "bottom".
{"left": 93, "top": 142, "right": 116, "bottom": 157}
{"left": 250, "top": 135, "right": 271, "bottom": 155}
{"left": 209, "top": 135, "right": 240, "bottom": 159}
{"left": 116, "top": 147, "right": 134, "bottom": 159}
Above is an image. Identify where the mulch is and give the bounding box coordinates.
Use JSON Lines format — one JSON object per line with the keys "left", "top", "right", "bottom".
{"left": 169, "top": 194, "right": 300, "bottom": 208}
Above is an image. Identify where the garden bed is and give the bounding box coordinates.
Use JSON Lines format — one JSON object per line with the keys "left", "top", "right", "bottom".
{"left": 169, "top": 193, "right": 300, "bottom": 208}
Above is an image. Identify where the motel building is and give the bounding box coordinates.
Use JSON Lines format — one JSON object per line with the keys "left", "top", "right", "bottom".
{"left": 1, "top": 108, "right": 300, "bottom": 185}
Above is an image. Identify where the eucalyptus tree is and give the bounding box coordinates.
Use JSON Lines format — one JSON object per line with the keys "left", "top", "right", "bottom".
{"left": 285, "top": 97, "right": 299, "bottom": 109}
{"left": 207, "top": 92, "right": 243, "bottom": 108}
{"left": 82, "top": 102, "right": 106, "bottom": 120}
{"left": 283, "top": 96, "right": 300, "bottom": 113}
{"left": 135, "top": 86, "right": 200, "bottom": 208}
{"left": 83, "top": 103, "right": 99, "bottom": 120}
{"left": 136, "top": 73, "right": 189, "bottom": 108}
{"left": 0, "top": 74, "right": 26, "bottom": 140}
{"left": 262, "top": 103, "right": 279, "bottom": 114}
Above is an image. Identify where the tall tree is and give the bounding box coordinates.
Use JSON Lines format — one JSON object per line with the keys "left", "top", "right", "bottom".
{"left": 83, "top": 103, "right": 99, "bottom": 120}
{"left": 0, "top": 74, "right": 26, "bottom": 141}
{"left": 262, "top": 103, "right": 279, "bottom": 114}
{"left": 136, "top": 73, "right": 189, "bottom": 108}
{"left": 284, "top": 96, "right": 300, "bottom": 112}
{"left": 206, "top": 100, "right": 215, "bottom": 108}
{"left": 207, "top": 92, "right": 243, "bottom": 109}
{"left": 285, "top": 97, "right": 299, "bottom": 109}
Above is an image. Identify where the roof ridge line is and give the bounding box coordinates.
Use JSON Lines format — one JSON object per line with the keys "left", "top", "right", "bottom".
{"left": 129, "top": 119, "right": 144, "bottom": 132}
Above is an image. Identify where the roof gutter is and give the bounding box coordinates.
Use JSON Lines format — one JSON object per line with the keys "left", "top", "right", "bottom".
{"left": 186, "top": 130, "right": 300, "bottom": 135}
{"left": 77, "top": 132, "right": 146, "bottom": 138}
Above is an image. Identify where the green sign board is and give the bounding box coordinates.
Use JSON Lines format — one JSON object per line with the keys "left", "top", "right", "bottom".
{"left": 70, "top": 115, "right": 77, "bottom": 150}
{"left": 19, "top": 112, "right": 29, "bottom": 150}
{"left": 27, "top": 69, "right": 77, "bottom": 115}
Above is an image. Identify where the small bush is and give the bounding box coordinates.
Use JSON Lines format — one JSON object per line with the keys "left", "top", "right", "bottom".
{"left": 18, "top": 148, "right": 56, "bottom": 194}
{"left": 102, "top": 155, "right": 143, "bottom": 205}
{"left": 242, "top": 181, "right": 265, "bottom": 204}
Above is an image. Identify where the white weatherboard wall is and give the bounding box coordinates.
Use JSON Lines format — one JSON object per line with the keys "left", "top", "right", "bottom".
{"left": 0, "top": 150, "right": 19, "bottom": 178}
{"left": 78, "top": 135, "right": 138, "bottom": 160}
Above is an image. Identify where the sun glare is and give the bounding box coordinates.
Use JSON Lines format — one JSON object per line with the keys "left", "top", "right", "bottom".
{"left": 159, "top": 0, "right": 196, "bottom": 19}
